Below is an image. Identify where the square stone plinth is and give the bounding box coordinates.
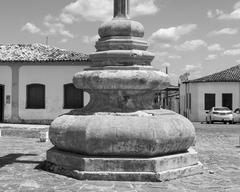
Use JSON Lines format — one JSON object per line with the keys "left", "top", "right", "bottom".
{"left": 45, "top": 147, "right": 203, "bottom": 182}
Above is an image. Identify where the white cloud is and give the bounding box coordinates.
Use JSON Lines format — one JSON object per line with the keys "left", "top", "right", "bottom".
{"left": 183, "top": 64, "right": 201, "bottom": 73}
{"left": 43, "top": 15, "right": 74, "bottom": 38}
{"left": 156, "top": 43, "right": 172, "bottom": 48}
{"left": 21, "top": 22, "right": 41, "bottom": 34}
{"left": 207, "top": 10, "right": 214, "bottom": 18}
{"left": 82, "top": 35, "right": 99, "bottom": 44}
{"left": 236, "top": 59, "right": 240, "bottom": 63}
{"left": 59, "top": 38, "right": 68, "bottom": 43}
{"left": 223, "top": 49, "right": 240, "bottom": 56}
{"left": 162, "top": 62, "right": 171, "bottom": 67}
{"left": 233, "top": 43, "right": 240, "bottom": 48}
{"left": 154, "top": 51, "right": 169, "bottom": 57}
{"left": 151, "top": 52, "right": 168, "bottom": 68}
{"left": 22, "top": 15, "right": 74, "bottom": 40}
{"left": 207, "top": 44, "right": 224, "bottom": 51}
{"left": 168, "top": 55, "right": 182, "bottom": 59}
{"left": 63, "top": 0, "right": 112, "bottom": 22}
{"left": 182, "top": 64, "right": 202, "bottom": 79}
{"left": 130, "top": 0, "right": 158, "bottom": 17}
{"left": 59, "top": 13, "right": 77, "bottom": 24}
{"left": 218, "top": 10, "right": 240, "bottom": 20}
{"left": 207, "top": 9, "right": 224, "bottom": 19}
{"left": 234, "top": 1, "right": 240, "bottom": 9}
{"left": 208, "top": 2, "right": 240, "bottom": 20}
{"left": 205, "top": 54, "right": 218, "bottom": 61}
{"left": 208, "top": 28, "right": 238, "bottom": 36}
{"left": 62, "top": 0, "right": 158, "bottom": 22}
{"left": 149, "top": 24, "right": 197, "bottom": 43}
{"left": 175, "top": 39, "right": 207, "bottom": 51}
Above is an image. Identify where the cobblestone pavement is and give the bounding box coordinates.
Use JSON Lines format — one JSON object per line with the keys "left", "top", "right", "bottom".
{"left": 0, "top": 123, "right": 240, "bottom": 192}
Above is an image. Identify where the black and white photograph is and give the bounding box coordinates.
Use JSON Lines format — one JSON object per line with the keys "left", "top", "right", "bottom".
{"left": 0, "top": 0, "right": 240, "bottom": 191}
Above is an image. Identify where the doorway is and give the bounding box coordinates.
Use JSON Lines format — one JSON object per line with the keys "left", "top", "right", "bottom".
{"left": 0, "top": 85, "right": 4, "bottom": 122}
{"left": 222, "top": 93, "right": 232, "bottom": 110}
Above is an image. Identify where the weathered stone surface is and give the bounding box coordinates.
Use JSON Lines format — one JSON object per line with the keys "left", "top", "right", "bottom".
{"left": 89, "top": 50, "right": 154, "bottom": 66}
{"left": 98, "top": 19, "right": 144, "bottom": 38}
{"left": 73, "top": 69, "right": 169, "bottom": 90}
{"left": 90, "top": 2, "right": 152, "bottom": 68}
{"left": 95, "top": 36, "right": 148, "bottom": 51}
{"left": 49, "top": 110, "right": 195, "bottom": 157}
{"left": 69, "top": 90, "right": 155, "bottom": 112}
{"left": 46, "top": 147, "right": 202, "bottom": 182}
{"left": 47, "top": 147, "right": 199, "bottom": 172}
{"left": 46, "top": 0, "right": 202, "bottom": 182}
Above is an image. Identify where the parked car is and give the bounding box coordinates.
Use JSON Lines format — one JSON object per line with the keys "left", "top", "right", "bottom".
{"left": 206, "top": 107, "right": 233, "bottom": 124}
{"left": 233, "top": 108, "right": 240, "bottom": 124}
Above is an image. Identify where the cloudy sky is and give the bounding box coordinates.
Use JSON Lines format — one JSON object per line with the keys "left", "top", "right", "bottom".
{"left": 1, "top": 0, "right": 240, "bottom": 85}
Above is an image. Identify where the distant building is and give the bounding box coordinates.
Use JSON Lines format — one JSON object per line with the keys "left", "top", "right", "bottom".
{"left": 0, "top": 44, "right": 90, "bottom": 124}
{"left": 154, "top": 85, "right": 180, "bottom": 113}
{"left": 180, "top": 64, "right": 240, "bottom": 122}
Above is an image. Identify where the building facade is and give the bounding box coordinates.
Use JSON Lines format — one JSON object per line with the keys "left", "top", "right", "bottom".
{"left": 0, "top": 44, "right": 90, "bottom": 124}
{"left": 154, "top": 85, "right": 180, "bottom": 113}
{"left": 180, "top": 64, "right": 240, "bottom": 122}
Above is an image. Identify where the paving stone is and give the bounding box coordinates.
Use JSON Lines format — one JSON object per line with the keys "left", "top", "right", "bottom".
{"left": 0, "top": 123, "right": 239, "bottom": 191}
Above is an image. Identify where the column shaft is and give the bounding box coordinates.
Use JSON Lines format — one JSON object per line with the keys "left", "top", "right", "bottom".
{"left": 114, "top": 0, "right": 129, "bottom": 18}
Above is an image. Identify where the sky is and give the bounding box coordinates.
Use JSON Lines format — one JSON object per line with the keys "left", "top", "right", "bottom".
{"left": 1, "top": 0, "right": 240, "bottom": 85}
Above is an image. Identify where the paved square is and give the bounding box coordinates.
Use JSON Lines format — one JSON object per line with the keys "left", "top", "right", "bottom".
{"left": 0, "top": 123, "right": 240, "bottom": 192}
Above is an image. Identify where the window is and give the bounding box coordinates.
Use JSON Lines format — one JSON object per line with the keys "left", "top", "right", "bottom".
{"left": 64, "top": 83, "right": 83, "bottom": 109}
{"left": 222, "top": 93, "right": 232, "bottom": 110}
{"left": 26, "top": 84, "right": 45, "bottom": 109}
{"left": 205, "top": 94, "right": 215, "bottom": 110}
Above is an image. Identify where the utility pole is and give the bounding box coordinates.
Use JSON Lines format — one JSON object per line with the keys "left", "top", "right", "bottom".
{"left": 45, "top": 36, "right": 49, "bottom": 45}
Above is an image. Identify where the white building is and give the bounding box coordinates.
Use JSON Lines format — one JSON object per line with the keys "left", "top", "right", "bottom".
{"left": 180, "top": 64, "right": 240, "bottom": 122}
{"left": 154, "top": 85, "right": 180, "bottom": 113}
{"left": 0, "top": 44, "right": 90, "bottom": 124}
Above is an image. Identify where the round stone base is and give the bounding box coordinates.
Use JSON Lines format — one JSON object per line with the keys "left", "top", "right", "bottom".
{"left": 49, "top": 109, "right": 196, "bottom": 157}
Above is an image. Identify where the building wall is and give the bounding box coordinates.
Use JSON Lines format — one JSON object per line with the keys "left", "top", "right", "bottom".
{"left": 180, "top": 82, "right": 240, "bottom": 122}
{"left": 189, "top": 83, "right": 199, "bottom": 121}
{"left": 179, "top": 83, "right": 185, "bottom": 116}
{"left": 197, "top": 82, "right": 240, "bottom": 122}
{"left": 0, "top": 65, "right": 12, "bottom": 120}
{"left": 19, "top": 64, "right": 90, "bottom": 122}
{"left": 169, "top": 96, "right": 179, "bottom": 113}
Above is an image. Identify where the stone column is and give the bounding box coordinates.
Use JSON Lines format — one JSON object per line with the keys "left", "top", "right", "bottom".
{"left": 10, "top": 63, "right": 21, "bottom": 123}
{"left": 114, "top": 0, "right": 129, "bottom": 18}
{"left": 46, "top": 0, "right": 203, "bottom": 182}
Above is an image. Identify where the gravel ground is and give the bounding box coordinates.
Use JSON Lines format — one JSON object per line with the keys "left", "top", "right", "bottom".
{"left": 0, "top": 123, "right": 240, "bottom": 192}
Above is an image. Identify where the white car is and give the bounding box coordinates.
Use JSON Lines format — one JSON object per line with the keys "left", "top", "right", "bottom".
{"left": 233, "top": 108, "right": 240, "bottom": 124}
{"left": 206, "top": 107, "right": 233, "bottom": 124}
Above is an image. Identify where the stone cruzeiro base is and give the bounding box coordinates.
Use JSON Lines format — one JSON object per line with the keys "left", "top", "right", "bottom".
{"left": 45, "top": 147, "right": 203, "bottom": 182}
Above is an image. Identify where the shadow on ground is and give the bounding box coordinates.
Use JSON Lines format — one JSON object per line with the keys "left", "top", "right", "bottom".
{"left": 0, "top": 153, "right": 41, "bottom": 168}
